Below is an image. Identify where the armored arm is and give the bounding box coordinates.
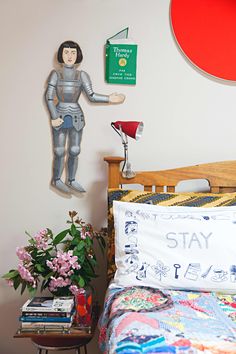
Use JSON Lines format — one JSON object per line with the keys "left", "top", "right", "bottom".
{"left": 45, "top": 70, "right": 59, "bottom": 119}
{"left": 81, "top": 71, "right": 109, "bottom": 103}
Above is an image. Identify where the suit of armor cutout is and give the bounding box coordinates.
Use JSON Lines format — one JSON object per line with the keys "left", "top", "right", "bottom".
{"left": 45, "top": 41, "right": 125, "bottom": 193}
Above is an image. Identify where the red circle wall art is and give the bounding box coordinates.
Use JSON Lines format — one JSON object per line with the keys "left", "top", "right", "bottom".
{"left": 170, "top": 0, "right": 236, "bottom": 81}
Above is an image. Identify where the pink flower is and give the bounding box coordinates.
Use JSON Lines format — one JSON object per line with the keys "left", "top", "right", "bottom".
{"left": 46, "top": 250, "right": 80, "bottom": 277}
{"left": 46, "top": 260, "right": 57, "bottom": 272}
{"left": 69, "top": 284, "right": 80, "bottom": 295}
{"left": 81, "top": 229, "right": 92, "bottom": 239}
{"left": 69, "top": 285, "right": 86, "bottom": 296}
{"left": 6, "top": 279, "right": 14, "bottom": 287}
{"left": 86, "top": 231, "right": 92, "bottom": 238}
{"left": 34, "top": 228, "right": 49, "bottom": 250}
{"left": 39, "top": 228, "right": 48, "bottom": 236}
{"left": 48, "top": 276, "right": 72, "bottom": 292}
{"left": 3, "top": 213, "right": 104, "bottom": 298}
{"left": 18, "top": 263, "right": 35, "bottom": 286}
{"left": 16, "top": 247, "right": 32, "bottom": 262}
{"left": 81, "top": 230, "right": 86, "bottom": 239}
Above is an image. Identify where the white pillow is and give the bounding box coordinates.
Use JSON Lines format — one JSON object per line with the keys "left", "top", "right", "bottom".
{"left": 113, "top": 200, "right": 236, "bottom": 293}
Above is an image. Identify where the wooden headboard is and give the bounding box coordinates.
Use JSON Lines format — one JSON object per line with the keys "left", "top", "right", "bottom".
{"left": 104, "top": 156, "right": 236, "bottom": 193}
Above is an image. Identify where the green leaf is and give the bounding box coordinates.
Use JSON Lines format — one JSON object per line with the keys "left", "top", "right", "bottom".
{"left": 70, "top": 224, "right": 78, "bottom": 237}
{"left": 44, "top": 272, "right": 54, "bottom": 280}
{"left": 13, "top": 276, "right": 21, "bottom": 290}
{"left": 52, "top": 229, "right": 69, "bottom": 245}
{"left": 28, "top": 239, "right": 36, "bottom": 245}
{"left": 41, "top": 279, "right": 48, "bottom": 292}
{"left": 47, "top": 228, "right": 54, "bottom": 239}
{"left": 78, "top": 276, "right": 85, "bottom": 288}
{"left": 70, "top": 238, "right": 80, "bottom": 246}
{"left": 25, "top": 230, "right": 32, "bottom": 238}
{"left": 35, "top": 264, "right": 45, "bottom": 272}
{"left": 2, "top": 270, "right": 19, "bottom": 279}
{"left": 76, "top": 253, "right": 85, "bottom": 263}
{"left": 86, "top": 238, "right": 92, "bottom": 247}
{"left": 80, "top": 266, "right": 95, "bottom": 278}
{"left": 76, "top": 241, "right": 85, "bottom": 251}
{"left": 86, "top": 256, "right": 97, "bottom": 268}
{"left": 82, "top": 260, "right": 95, "bottom": 277}
{"left": 20, "top": 281, "right": 27, "bottom": 295}
{"left": 28, "top": 286, "right": 37, "bottom": 298}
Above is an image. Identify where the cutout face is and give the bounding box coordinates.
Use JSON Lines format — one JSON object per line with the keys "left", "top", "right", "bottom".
{"left": 62, "top": 48, "right": 77, "bottom": 65}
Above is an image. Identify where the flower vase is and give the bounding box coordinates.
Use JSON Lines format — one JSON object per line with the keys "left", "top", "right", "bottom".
{"left": 74, "top": 289, "right": 92, "bottom": 328}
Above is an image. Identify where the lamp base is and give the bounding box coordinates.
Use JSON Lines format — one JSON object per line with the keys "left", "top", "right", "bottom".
{"left": 122, "top": 161, "right": 136, "bottom": 179}
{"left": 122, "top": 169, "right": 136, "bottom": 179}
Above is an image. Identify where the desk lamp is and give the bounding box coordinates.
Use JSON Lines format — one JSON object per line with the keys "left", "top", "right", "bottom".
{"left": 111, "top": 121, "right": 144, "bottom": 178}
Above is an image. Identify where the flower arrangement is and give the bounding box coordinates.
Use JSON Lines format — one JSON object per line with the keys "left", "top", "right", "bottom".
{"left": 3, "top": 211, "right": 106, "bottom": 297}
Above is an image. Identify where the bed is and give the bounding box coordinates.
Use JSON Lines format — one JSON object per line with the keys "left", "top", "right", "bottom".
{"left": 99, "top": 156, "right": 236, "bottom": 354}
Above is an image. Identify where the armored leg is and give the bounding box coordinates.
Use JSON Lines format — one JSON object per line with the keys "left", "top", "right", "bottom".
{"left": 52, "top": 128, "right": 70, "bottom": 193}
{"left": 67, "top": 128, "right": 85, "bottom": 192}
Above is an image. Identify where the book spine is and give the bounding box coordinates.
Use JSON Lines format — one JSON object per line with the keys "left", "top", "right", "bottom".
{"left": 21, "top": 311, "right": 70, "bottom": 318}
{"left": 105, "top": 43, "right": 110, "bottom": 82}
{"left": 21, "top": 306, "right": 73, "bottom": 313}
{"left": 20, "top": 316, "right": 73, "bottom": 323}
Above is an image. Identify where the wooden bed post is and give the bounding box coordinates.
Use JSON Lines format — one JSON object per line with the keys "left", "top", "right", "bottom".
{"left": 104, "top": 156, "right": 124, "bottom": 188}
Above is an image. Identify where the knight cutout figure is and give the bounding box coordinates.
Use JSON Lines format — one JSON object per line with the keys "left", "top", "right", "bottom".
{"left": 45, "top": 40, "right": 125, "bottom": 193}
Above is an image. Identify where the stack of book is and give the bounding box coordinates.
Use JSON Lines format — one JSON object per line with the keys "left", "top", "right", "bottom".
{"left": 19, "top": 296, "right": 75, "bottom": 332}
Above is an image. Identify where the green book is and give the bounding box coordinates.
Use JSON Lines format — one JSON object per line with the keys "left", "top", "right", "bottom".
{"left": 105, "top": 28, "right": 137, "bottom": 85}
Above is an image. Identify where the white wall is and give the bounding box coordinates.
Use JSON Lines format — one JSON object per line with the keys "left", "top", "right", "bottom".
{"left": 1, "top": 1, "right": 236, "bottom": 353}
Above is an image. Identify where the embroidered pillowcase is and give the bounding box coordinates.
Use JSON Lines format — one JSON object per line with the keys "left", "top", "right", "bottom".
{"left": 107, "top": 189, "right": 236, "bottom": 282}
{"left": 112, "top": 200, "right": 236, "bottom": 292}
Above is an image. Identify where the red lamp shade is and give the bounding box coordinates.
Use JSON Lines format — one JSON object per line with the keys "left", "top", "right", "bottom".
{"left": 112, "top": 121, "right": 144, "bottom": 140}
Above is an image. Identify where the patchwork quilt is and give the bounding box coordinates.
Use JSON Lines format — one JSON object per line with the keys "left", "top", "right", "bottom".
{"left": 99, "top": 286, "right": 236, "bottom": 353}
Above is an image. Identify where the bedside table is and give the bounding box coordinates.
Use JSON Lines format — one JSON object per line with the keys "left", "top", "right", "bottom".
{"left": 14, "top": 326, "right": 94, "bottom": 353}
{"left": 14, "top": 305, "right": 99, "bottom": 354}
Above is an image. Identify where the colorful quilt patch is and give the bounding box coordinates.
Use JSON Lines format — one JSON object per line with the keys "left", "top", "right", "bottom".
{"left": 110, "top": 287, "right": 173, "bottom": 314}
{"left": 98, "top": 286, "right": 236, "bottom": 354}
{"left": 216, "top": 293, "right": 236, "bottom": 323}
